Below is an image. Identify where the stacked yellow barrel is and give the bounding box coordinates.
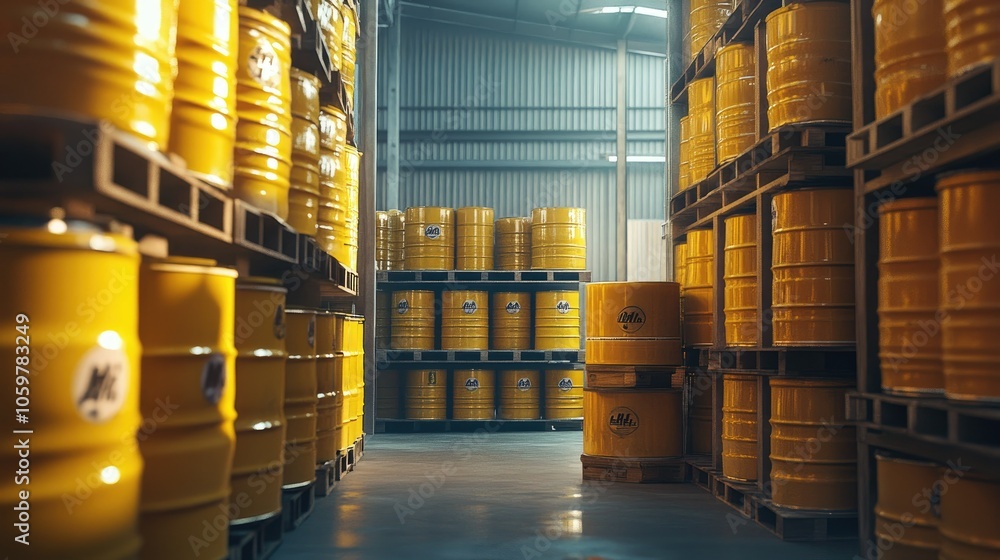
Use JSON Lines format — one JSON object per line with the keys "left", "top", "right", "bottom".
{"left": 496, "top": 217, "right": 532, "bottom": 269}
{"left": 715, "top": 43, "right": 756, "bottom": 164}
{"left": 531, "top": 208, "right": 587, "bottom": 270}
{"left": 315, "top": 312, "right": 338, "bottom": 464}
{"left": 283, "top": 310, "right": 317, "bottom": 488}
{"left": 688, "top": 78, "right": 716, "bottom": 185}
{"left": 492, "top": 292, "right": 532, "bottom": 350}
{"left": 874, "top": 0, "right": 947, "bottom": 118}
{"left": 405, "top": 207, "right": 455, "bottom": 270}
{"left": 944, "top": 0, "right": 1000, "bottom": 78}
{"left": 405, "top": 370, "right": 447, "bottom": 419}
{"left": 678, "top": 116, "right": 692, "bottom": 191}
{"left": 320, "top": 0, "right": 344, "bottom": 73}
{"left": 338, "top": 315, "right": 365, "bottom": 448}
{"left": 441, "top": 291, "right": 489, "bottom": 350}
{"left": 683, "top": 229, "right": 714, "bottom": 346}
{"left": 498, "top": 371, "right": 541, "bottom": 419}
{"left": 453, "top": 370, "right": 495, "bottom": 419}
{"left": 234, "top": 7, "right": 293, "bottom": 218}
{"left": 722, "top": 374, "right": 758, "bottom": 482}
{"left": 723, "top": 214, "right": 758, "bottom": 346}
{"left": 690, "top": 0, "right": 735, "bottom": 57}
{"left": 391, "top": 290, "right": 435, "bottom": 350}
{"left": 585, "top": 283, "right": 682, "bottom": 366}
{"left": 535, "top": 291, "right": 581, "bottom": 350}
{"left": 288, "top": 69, "right": 322, "bottom": 236}
{"left": 456, "top": 207, "right": 495, "bottom": 270}
{"left": 376, "top": 209, "right": 405, "bottom": 270}
{"left": 340, "top": 0, "right": 359, "bottom": 100}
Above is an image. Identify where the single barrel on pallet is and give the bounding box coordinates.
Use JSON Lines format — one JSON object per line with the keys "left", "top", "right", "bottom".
{"left": 456, "top": 206, "right": 495, "bottom": 270}
{"left": 940, "top": 472, "right": 1000, "bottom": 558}
{"left": 544, "top": 370, "right": 584, "bottom": 419}
{"left": 0, "top": 220, "right": 142, "bottom": 559}
{"left": 688, "top": 78, "right": 717, "bottom": 184}
{"left": 684, "top": 229, "right": 714, "bottom": 346}
{"left": 771, "top": 188, "right": 855, "bottom": 346}
{"left": 722, "top": 374, "right": 758, "bottom": 482}
{"left": 406, "top": 370, "right": 447, "bottom": 420}
{"left": 405, "top": 206, "right": 455, "bottom": 270}
{"left": 232, "top": 278, "right": 287, "bottom": 524}
{"left": 492, "top": 292, "right": 531, "bottom": 350}
{"left": 531, "top": 207, "right": 587, "bottom": 270}
{"left": 391, "top": 290, "right": 435, "bottom": 350}
{"left": 288, "top": 68, "right": 322, "bottom": 236}
{"left": 873, "top": 0, "right": 947, "bottom": 118}
{"left": 498, "top": 370, "right": 541, "bottom": 420}
{"left": 453, "top": 370, "right": 495, "bottom": 420}
{"left": 878, "top": 198, "right": 942, "bottom": 395}
{"left": 535, "top": 291, "right": 581, "bottom": 350}
{"left": 283, "top": 309, "right": 318, "bottom": 489}
{"left": 716, "top": 43, "right": 756, "bottom": 164}
{"left": 139, "top": 258, "right": 238, "bottom": 560}
{"left": 585, "top": 282, "right": 682, "bottom": 366}
{"left": 875, "top": 453, "right": 943, "bottom": 559}
{"left": 938, "top": 170, "right": 1000, "bottom": 401}
{"left": 441, "top": 290, "right": 489, "bottom": 350}
{"left": 495, "top": 217, "right": 531, "bottom": 270}
{"left": 724, "top": 214, "right": 758, "bottom": 347}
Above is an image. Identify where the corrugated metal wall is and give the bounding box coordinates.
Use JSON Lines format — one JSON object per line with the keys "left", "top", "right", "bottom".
{"left": 377, "top": 20, "right": 665, "bottom": 281}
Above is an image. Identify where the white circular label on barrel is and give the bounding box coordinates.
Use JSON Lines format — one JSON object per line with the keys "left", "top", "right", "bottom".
{"left": 517, "top": 378, "right": 531, "bottom": 391}
{"left": 425, "top": 225, "right": 442, "bottom": 239}
{"left": 556, "top": 300, "right": 571, "bottom": 314}
{"left": 557, "top": 378, "right": 574, "bottom": 391}
{"left": 465, "top": 378, "right": 480, "bottom": 391}
{"left": 462, "top": 300, "right": 478, "bottom": 314}
{"left": 72, "top": 341, "right": 129, "bottom": 424}
{"left": 506, "top": 301, "right": 520, "bottom": 314}
{"left": 248, "top": 41, "right": 281, "bottom": 89}
{"left": 608, "top": 406, "right": 639, "bottom": 436}
{"left": 200, "top": 353, "right": 227, "bottom": 405}
{"left": 397, "top": 299, "right": 410, "bottom": 314}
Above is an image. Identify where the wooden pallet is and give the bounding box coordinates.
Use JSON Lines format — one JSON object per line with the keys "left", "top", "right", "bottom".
{"left": 228, "top": 513, "right": 283, "bottom": 560}
{"left": 581, "top": 454, "right": 687, "bottom": 483}
{"left": 376, "top": 269, "right": 592, "bottom": 285}
{"left": 314, "top": 460, "right": 337, "bottom": 497}
{"left": 585, "top": 365, "right": 676, "bottom": 388}
{"left": 746, "top": 496, "right": 858, "bottom": 541}
{"left": 709, "top": 348, "right": 856, "bottom": 375}
{"left": 280, "top": 482, "right": 315, "bottom": 532}
{"left": 233, "top": 200, "right": 298, "bottom": 264}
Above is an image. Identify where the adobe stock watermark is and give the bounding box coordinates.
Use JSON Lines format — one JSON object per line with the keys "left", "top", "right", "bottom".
{"left": 7, "top": 0, "right": 71, "bottom": 53}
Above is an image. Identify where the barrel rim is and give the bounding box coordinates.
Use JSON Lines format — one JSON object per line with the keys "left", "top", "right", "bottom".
{"left": 936, "top": 168, "right": 1000, "bottom": 188}
{"left": 144, "top": 258, "right": 239, "bottom": 278}
{"left": 769, "top": 377, "right": 855, "bottom": 387}
{"left": 765, "top": 0, "right": 849, "bottom": 22}
{"left": 239, "top": 5, "right": 292, "bottom": 36}
{"left": 874, "top": 451, "right": 943, "bottom": 468}
{"left": 877, "top": 197, "right": 938, "bottom": 214}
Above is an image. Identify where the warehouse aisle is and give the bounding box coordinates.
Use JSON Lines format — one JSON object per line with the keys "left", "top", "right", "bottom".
{"left": 273, "top": 433, "right": 857, "bottom": 560}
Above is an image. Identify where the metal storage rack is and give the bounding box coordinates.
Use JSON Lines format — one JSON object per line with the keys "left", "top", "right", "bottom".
{"left": 847, "top": 0, "right": 1000, "bottom": 552}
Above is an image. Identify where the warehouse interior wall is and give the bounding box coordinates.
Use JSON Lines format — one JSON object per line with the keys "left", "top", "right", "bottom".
{"left": 375, "top": 18, "right": 666, "bottom": 281}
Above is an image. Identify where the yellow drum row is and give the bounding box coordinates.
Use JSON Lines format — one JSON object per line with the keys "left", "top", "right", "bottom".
{"left": 389, "top": 290, "right": 581, "bottom": 351}
{"left": 376, "top": 209, "right": 405, "bottom": 270}
{"left": 376, "top": 369, "right": 583, "bottom": 420}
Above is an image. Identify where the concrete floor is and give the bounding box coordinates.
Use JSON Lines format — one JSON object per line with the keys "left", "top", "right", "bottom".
{"left": 274, "top": 432, "right": 859, "bottom": 560}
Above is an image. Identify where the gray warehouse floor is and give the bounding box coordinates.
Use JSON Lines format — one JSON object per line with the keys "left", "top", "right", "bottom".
{"left": 273, "top": 432, "right": 858, "bottom": 560}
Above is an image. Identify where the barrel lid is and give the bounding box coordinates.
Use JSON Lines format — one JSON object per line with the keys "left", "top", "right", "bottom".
{"left": 877, "top": 197, "right": 937, "bottom": 214}
{"left": 874, "top": 451, "right": 942, "bottom": 468}
{"left": 936, "top": 168, "right": 1000, "bottom": 189}
{"left": 238, "top": 6, "right": 292, "bottom": 36}
{"left": 289, "top": 67, "right": 321, "bottom": 86}
{"left": 769, "top": 377, "right": 854, "bottom": 387}
{"left": 0, "top": 217, "right": 138, "bottom": 255}
{"left": 144, "top": 257, "right": 238, "bottom": 278}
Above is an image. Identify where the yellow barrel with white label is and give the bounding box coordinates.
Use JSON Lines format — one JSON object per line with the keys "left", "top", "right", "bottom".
{"left": 772, "top": 189, "right": 855, "bottom": 346}
{"left": 689, "top": 77, "right": 716, "bottom": 184}
{"left": 376, "top": 370, "right": 401, "bottom": 419}
{"left": 391, "top": 290, "right": 435, "bottom": 350}
{"left": 770, "top": 378, "right": 856, "bottom": 510}
{"left": 535, "top": 291, "right": 581, "bottom": 350}
{"left": 496, "top": 217, "right": 532, "bottom": 270}
{"left": 722, "top": 374, "right": 758, "bottom": 482}
{"left": 170, "top": 0, "right": 239, "bottom": 189}
{"left": 684, "top": 229, "right": 715, "bottom": 346}
{"left": 878, "top": 198, "right": 942, "bottom": 395}
{"left": 545, "top": 370, "right": 584, "bottom": 419}
{"left": 938, "top": 170, "right": 1000, "bottom": 401}
{"left": 0, "top": 220, "right": 141, "bottom": 560}
{"left": 406, "top": 370, "right": 446, "bottom": 419}
{"left": 441, "top": 290, "right": 489, "bottom": 350}
{"left": 766, "top": 2, "right": 852, "bottom": 130}
{"left": 940, "top": 473, "right": 1000, "bottom": 559}
{"left": 288, "top": 68, "right": 322, "bottom": 236}
{"left": 457, "top": 207, "right": 495, "bottom": 270}
{"left": 875, "top": 454, "right": 942, "bottom": 560}
{"left": 583, "top": 388, "right": 682, "bottom": 458}
{"left": 944, "top": 0, "right": 1000, "bottom": 77}
{"left": 405, "top": 206, "right": 456, "bottom": 270}
{"left": 874, "top": 0, "right": 947, "bottom": 118}
{"left": 678, "top": 116, "right": 692, "bottom": 191}
{"left": 499, "top": 370, "right": 541, "bottom": 420}
{"left": 139, "top": 258, "right": 237, "bottom": 560}
{"left": 531, "top": 207, "right": 587, "bottom": 270}
{"left": 690, "top": 0, "right": 735, "bottom": 57}
{"left": 724, "top": 214, "right": 758, "bottom": 347}
{"left": 492, "top": 292, "right": 532, "bottom": 350}
{"left": 283, "top": 310, "right": 317, "bottom": 488}
{"left": 231, "top": 278, "right": 287, "bottom": 524}
{"left": 315, "top": 312, "right": 337, "bottom": 463}
{"left": 585, "top": 282, "right": 682, "bottom": 366}
{"left": 319, "top": 105, "right": 348, "bottom": 155}
{"left": 716, "top": 43, "right": 756, "bottom": 164}
{"left": 453, "top": 370, "right": 496, "bottom": 420}
{"left": 0, "top": 0, "right": 177, "bottom": 150}
{"left": 235, "top": 7, "right": 293, "bottom": 219}
{"left": 320, "top": 0, "right": 344, "bottom": 72}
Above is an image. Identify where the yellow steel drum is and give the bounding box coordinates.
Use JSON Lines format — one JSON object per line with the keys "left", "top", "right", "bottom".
{"left": 535, "top": 291, "right": 582, "bottom": 350}
{"left": 0, "top": 221, "right": 141, "bottom": 560}
{"left": 689, "top": 384, "right": 714, "bottom": 455}
{"left": 766, "top": 2, "right": 852, "bottom": 130}
{"left": 456, "top": 206, "right": 496, "bottom": 270}
{"left": 583, "top": 389, "right": 682, "bottom": 458}
{"left": 769, "top": 378, "right": 856, "bottom": 510}
{"left": 388, "top": 210, "right": 406, "bottom": 269}
{"left": 406, "top": 370, "right": 446, "bottom": 420}
{"left": 315, "top": 312, "right": 338, "bottom": 463}
{"left": 0, "top": 0, "right": 177, "bottom": 150}
{"left": 716, "top": 43, "right": 756, "bottom": 164}
{"left": 678, "top": 116, "right": 692, "bottom": 191}
{"left": 332, "top": 352, "right": 345, "bottom": 450}
{"left": 170, "top": 0, "right": 238, "bottom": 188}
{"left": 585, "top": 282, "right": 682, "bottom": 366}
{"left": 939, "top": 473, "right": 1000, "bottom": 559}
{"left": 341, "top": 316, "right": 365, "bottom": 445}
{"left": 320, "top": 0, "right": 344, "bottom": 72}
{"left": 690, "top": 0, "right": 735, "bottom": 57}
{"left": 288, "top": 69, "right": 322, "bottom": 236}
{"left": 495, "top": 217, "right": 532, "bottom": 270}
{"left": 722, "top": 374, "right": 758, "bottom": 482}
{"left": 235, "top": 7, "right": 293, "bottom": 219}
{"left": 376, "top": 210, "right": 405, "bottom": 270}
{"left": 684, "top": 229, "right": 715, "bottom": 346}
{"left": 944, "top": 0, "right": 1000, "bottom": 77}
{"left": 327, "top": 145, "right": 360, "bottom": 271}
{"left": 492, "top": 292, "right": 532, "bottom": 350}
{"left": 320, "top": 105, "right": 348, "bottom": 154}
{"left": 545, "top": 370, "right": 584, "bottom": 419}
{"left": 531, "top": 207, "right": 587, "bottom": 270}
{"left": 291, "top": 68, "right": 321, "bottom": 122}
{"left": 688, "top": 77, "right": 716, "bottom": 184}
{"left": 878, "top": 198, "right": 942, "bottom": 395}
{"left": 874, "top": 0, "right": 947, "bottom": 118}
{"left": 138, "top": 258, "right": 237, "bottom": 560}
{"left": 674, "top": 243, "right": 688, "bottom": 288}
{"left": 772, "top": 188, "right": 855, "bottom": 346}
{"left": 231, "top": 278, "right": 287, "bottom": 524}
{"left": 453, "top": 370, "right": 495, "bottom": 420}
{"left": 376, "top": 370, "right": 401, "bottom": 419}
{"left": 441, "top": 290, "right": 489, "bottom": 350}
{"left": 341, "top": 1, "right": 358, "bottom": 95}
{"left": 375, "top": 290, "right": 392, "bottom": 348}
{"left": 391, "top": 290, "right": 435, "bottom": 350}
{"left": 283, "top": 310, "right": 317, "bottom": 487}
{"left": 938, "top": 170, "right": 1000, "bottom": 401}
{"left": 724, "top": 214, "right": 758, "bottom": 347}
{"left": 405, "top": 206, "right": 456, "bottom": 270}
{"left": 499, "top": 370, "right": 541, "bottom": 420}
{"left": 875, "top": 454, "right": 942, "bottom": 560}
